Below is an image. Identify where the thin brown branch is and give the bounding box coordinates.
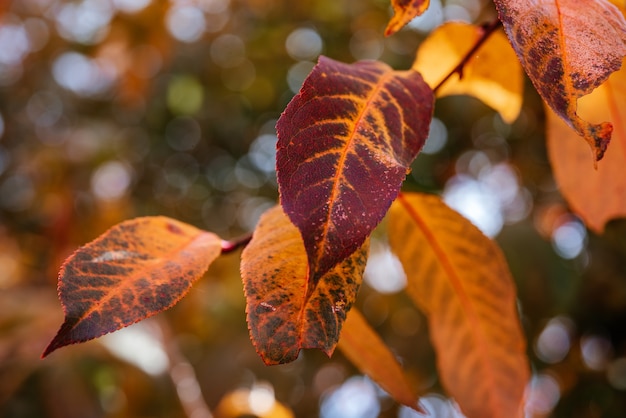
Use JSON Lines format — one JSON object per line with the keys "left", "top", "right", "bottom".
{"left": 433, "top": 19, "right": 503, "bottom": 94}
{"left": 220, "top": 233, "right": 253, "bottom": 254}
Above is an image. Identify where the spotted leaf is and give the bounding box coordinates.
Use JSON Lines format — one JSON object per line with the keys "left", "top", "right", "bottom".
{"left": 494, "top": 0, "right": 626, "bottom": 161}
{"left": 385, "top": 0, "right": 430, "bottom": 36}
{"left": 42, "top": 217, "right": 222, "bottom": 357}
{"left": 276, "top": 56, "right": 433, "bottom": 284}
{"left": 548, "top": 57, "right": 626, "bottom": 232}
{"left": 241, "top": 205, "right": 368, "bottom": 365}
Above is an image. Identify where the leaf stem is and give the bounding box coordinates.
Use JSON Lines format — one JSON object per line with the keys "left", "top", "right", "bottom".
{"left": 433, "top": 19, "right": 503, "bottom": 94}
{"left": 221, "top": 233, "right": 253, "bottom": 254}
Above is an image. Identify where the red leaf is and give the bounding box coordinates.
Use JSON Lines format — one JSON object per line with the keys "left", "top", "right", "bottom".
{"left": 276, "top": 56, "right": 433, "bottom": 283}
{"left": 42, "top": 217, "right": 222, "bottom": 357}
{"left": 241, "top": 206, "right": 368, "bottom": 365}
{"left": 385, "top": 0, "right": 431, "bottom": 36}
{"left": 494, "top": 0, "right": 626, "bottom": 161}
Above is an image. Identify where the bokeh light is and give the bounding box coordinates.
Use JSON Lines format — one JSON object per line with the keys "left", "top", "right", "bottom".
{"left": 286, "top": 28, "right": 323, "bottom": 61}
{"left": 364, "top": 243, "right": 407, "bottom": 293}
{"left": 551, "top": 218, "right": 587, "bottom": 259}
{"left": 320, "top": 376, "right": 380, "bottom": 418}
{"left": 580, "top": 334, "right": 613, "bottom": 371}
{"left": 166, "top": 5, "right": 206, "bottom": 42}
{"left": 101, "top": 321, "right": 169, "bottom": 376}
{"left": 525, "top": 373, "right": 561, "bottom": 416}
{"left": 534, "top": 316, "right": 574, "bottom": 364}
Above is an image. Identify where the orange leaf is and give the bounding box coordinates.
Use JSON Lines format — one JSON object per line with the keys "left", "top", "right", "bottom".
{"left": 385, "top": 0, "right": 430, "bottom": 36}
{"left": 413, "top": 22, "right": 523, "bottom": 123}
{"left": 42, "top": 217, "right": 222, "bottom": 357}
{"left": 494, "top": 0, "right": 626, "bottom": 161}
{"left": 388, "top": 193, "right": 529, "bottom": 418}
{"left": 338, "top": 308, "right": 422, "bottom": 412}
{"left": 241, "top": 205, "right": 368, "bottom": 365}
{"left": 548, "top": 59, "right": 626, "bottom": 233}
{"left": 276, "top": 56, "right": 433, "bottom": 283}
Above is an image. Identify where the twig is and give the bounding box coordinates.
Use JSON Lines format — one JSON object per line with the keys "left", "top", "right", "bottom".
{"left": 433, "top": 19, "right": 503, "bottom": 94}
{"left": 220, "top": 233, "right": 253, "bottom": 254}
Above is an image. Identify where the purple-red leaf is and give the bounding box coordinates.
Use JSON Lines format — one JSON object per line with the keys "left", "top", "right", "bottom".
{"left": 241, "top": 205, "right": 368, "bottom": 365}
{"left": 42, "top": 217, "right": 222, "bottom": 357}
{"left": 276, "top": 56, "right": 433, "bottom": 283}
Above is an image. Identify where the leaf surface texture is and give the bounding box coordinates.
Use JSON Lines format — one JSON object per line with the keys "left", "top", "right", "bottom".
{"left": 494, "top": 0, "right": 626, "bottom": 161}
{"left": 241, "top": 205, "right": 368, "bottom": 365}
{"left": 43, "top": 217, "right": 222, "bottom": 357}
{"left": 385, "top": 0, "right": 430, "bottom": 36}
{"left": 548, "top": 58, "right": 626, "bottom": 232}
{"left": 276, "top": 56, "right": 433, "bottom": 283}
{"left": 389, "top": 193, "right": 528, "bottom": 418}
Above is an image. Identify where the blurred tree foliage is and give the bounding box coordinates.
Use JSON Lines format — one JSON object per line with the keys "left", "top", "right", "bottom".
{"left": 1, "top": 0, "right": 626, "bottom": 417}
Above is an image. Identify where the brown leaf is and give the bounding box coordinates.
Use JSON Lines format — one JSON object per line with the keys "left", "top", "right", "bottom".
{"left": 276, "top": 56, "right": 433, "bottom": 283}
{"left": 385, "top": 0, "right": 431, "bottom": 36}
{"left": 241, "top": 205, "right": 368, "bottom": 365}
{"left": 494, "top": 0, "right": 626, "bottom": 161}
{"left": 389, "top": 193, "right": 529, "bottom": 418}
{"left": 338, "top": 308, "right": 422, "bottom": 412}
{"left": 43, "top": 217, "right": 222, "bottom": 357}
{"left": 548, "top": 58, "right": 626, "bottom": 232}
{"left": 413, "top": 22, "right": 523, "bottom": 123}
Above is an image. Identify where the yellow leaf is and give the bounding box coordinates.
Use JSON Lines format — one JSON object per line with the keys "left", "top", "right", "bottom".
{"left": 547, "top": 59, "right": 626, "bottom": 233}
{"left": 388, "top": 193, "right": 529, "bottom": 418}
{"left": 338, "top": 308, "right": 422, "bottom": 412}
{"left": 412, "top": 22, "right": 523, "bottom": 123}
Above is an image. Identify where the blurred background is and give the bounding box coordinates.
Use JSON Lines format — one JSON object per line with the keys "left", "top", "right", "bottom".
{"left": 1, "top": 0, "right": 626, "bottom": 417}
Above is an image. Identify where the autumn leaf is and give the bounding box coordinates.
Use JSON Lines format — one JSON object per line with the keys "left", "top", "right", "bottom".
{"left": 548, "top": 58, "right": 626, "bottom": 233}
{"left": 388, "top": 193, "right": 528, "bottom": 418}
{"left": 42, "top": 217, "right": 222, "bottom": 357}
{"left": 338, "top": 308, "right": 422, "bottom": 412}
{"left": 494, "top": 0, "right": 626, "bottom": 161}
{"left": 241, "top": 205, "right": 368, "bottom": 365}
{"left": 412, "top": 21, "right": 523, "bottom": 123}
{"left": 385, "top": 0, "right": 430, "bottom": 36}
{"left": 276, "top": 56, "right": 433, "bottom": 283}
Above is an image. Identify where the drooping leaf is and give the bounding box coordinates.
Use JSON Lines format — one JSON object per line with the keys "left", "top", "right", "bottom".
{"left": 276, "top": 56, "right": 433, "bottom": 283}
{"left": 388, "top": 193, "right": 529, "bottom": 418}
{"left": 494, "top": 0, "right": 626, "bottom": 161}
{"left": 385, "top": 0, "right": 430, "bottom": 36}
{"left": 241, "top": 205, "right": 368, "bottom": 365}
{"left": 338, "top": 308, "right": 422, "bottom": 412}
{"left": 548, "top": 59, "right": 626, "bottom": 233}
{"left": 42, "top": 217, "right": 222, "bottom": 357}
{"left": 412, "top": 22, "right": 523, "bottom": 123}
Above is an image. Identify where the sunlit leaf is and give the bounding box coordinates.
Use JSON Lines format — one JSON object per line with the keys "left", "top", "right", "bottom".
{"left": 385, "top": 0, "right": 430, "bottom": 36}
{"left": 276, "top": 56, "right": 433, "bottom": 283}
{"left": 389, "top": 193, "right": 528, "bottom": 418}
{"left": 241, "top": 205, "right": 368, "bottom": 365}
{"left": 338, "top": 308, "right": 422, "bottom": 412}
{"left": 494, "top": 0, "right": 626, "bottom": 161}
{"left": 548, "top": 59, "right": 626, "bottom": 233}
{"left": 412, "top": 22, "right": 523, "bottom": 123}
{"left": 42, "top": 217, "right": 222, "bottom": 357}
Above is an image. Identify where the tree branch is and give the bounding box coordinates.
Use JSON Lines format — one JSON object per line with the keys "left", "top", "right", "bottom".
{"left": 433, "top": 19, "right": 503, "bottom": 94}
{"left": 221, "top": 233, "right": 253, "bottom": 254}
